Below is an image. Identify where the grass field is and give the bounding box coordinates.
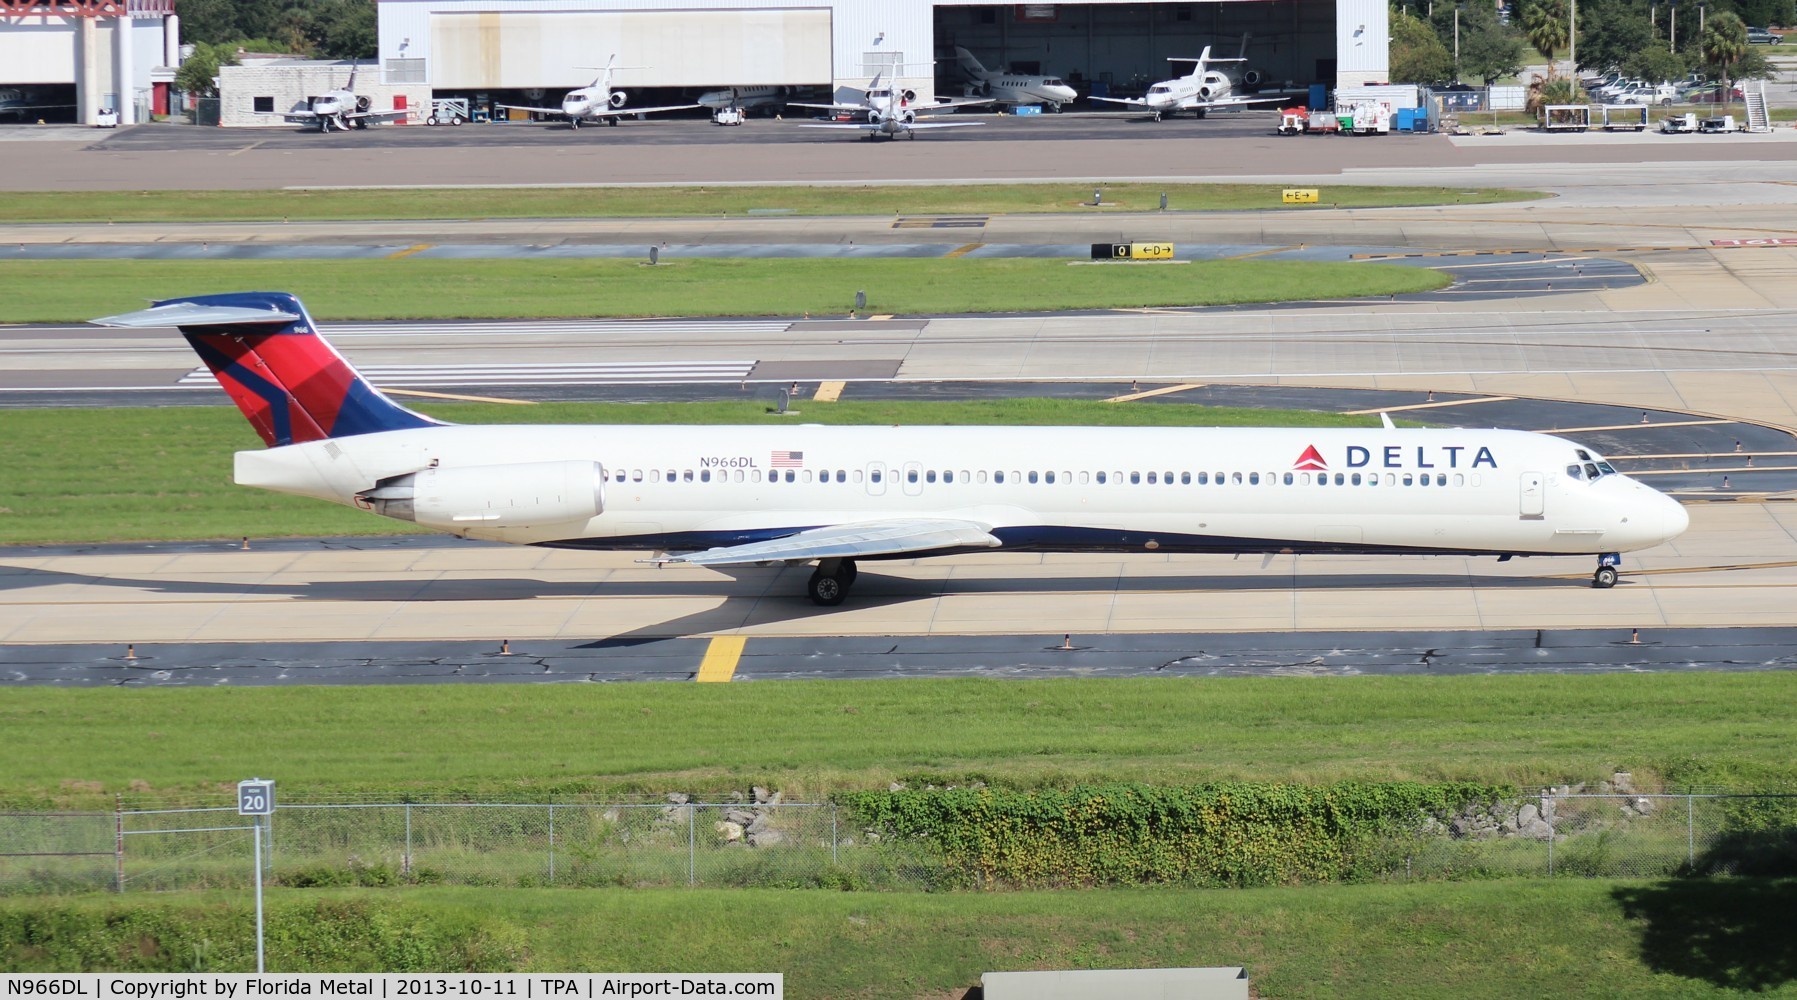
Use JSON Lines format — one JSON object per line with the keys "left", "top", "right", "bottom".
{"left": 9, "top": 880, "right": 1796, "bottom": 998}
{"left": 0, "top": 400, "right": 1392, "bottom": 544}
{"left": 2, "top": 673, "right": 1792, "bottom": 807}
{"left": 0, "top": 257, "right": 1447, "bottom": 324}
{"left": 0, "top": 183, "right": 1540, "bottom": 223}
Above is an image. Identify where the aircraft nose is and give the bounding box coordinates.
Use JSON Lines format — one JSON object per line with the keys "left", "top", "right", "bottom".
{"left": 1659, "top": 496, "right": 1690, "bottom": 543}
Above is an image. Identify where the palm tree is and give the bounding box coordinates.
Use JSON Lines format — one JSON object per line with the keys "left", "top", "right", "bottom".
{"left": 1521, "top": 0, "right": 1571, "bottom": 77}
{"left": 1703, "top": 12, "right": 1749, "bottom": 112}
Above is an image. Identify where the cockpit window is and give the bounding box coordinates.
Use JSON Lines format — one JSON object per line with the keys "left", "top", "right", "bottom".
{"left": 1150, "top": 85, "right": 1171, "bottom": 94}
{"left": 1576, "top": 449, "right": 1591, "bottom": 460}
{"left": 1596, "top": 461, "right": 1617, "bottom": 476}
{"left": 1567, "top": 464, "right": 1584, "bottom": 480}
{"left": 1044, "top": 78, "right": 1063, "bottom": 86}
{"left": 1584, "top": 463, "right": 1600, "bottom": 479}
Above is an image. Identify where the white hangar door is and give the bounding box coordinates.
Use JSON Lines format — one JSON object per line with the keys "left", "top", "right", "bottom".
{"left": 430, "top": 9, "right": 833, "bottom": 90}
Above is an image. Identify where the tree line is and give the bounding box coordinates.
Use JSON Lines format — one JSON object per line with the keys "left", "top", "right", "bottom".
{"left": 1389, "top": 0, "right": 1779, "bottom": 90}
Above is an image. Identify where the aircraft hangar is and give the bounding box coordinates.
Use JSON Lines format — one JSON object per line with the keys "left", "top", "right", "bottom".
{"left": 0, "top": 0, "right": 181, "bottom": 125}
{"left": 375, "top": 0, "right": 1388, "bottom": 107}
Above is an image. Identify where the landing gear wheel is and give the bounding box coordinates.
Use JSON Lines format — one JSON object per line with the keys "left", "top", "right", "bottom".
{"left": 807, "top": 569, "right": 848, "bottom": 606}
{"left": 570, "top": 118, "right": 580, "bottom": 130}
{"left": 1194, "top": 108, "right": 1207, "bottom": 119}
{"left": 608, "top": 116, "right": 619, "bottom": 126}
{"left": 1592, "top": 565, "right": 1619, "bottom": 589}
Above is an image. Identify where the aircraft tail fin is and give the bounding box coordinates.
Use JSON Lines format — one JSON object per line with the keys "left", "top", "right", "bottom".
{"left": 346, "top": 60, "right": 358, "bottom": 91}
{"left": 90, "top": 292, "right": 441, "bottom": 448}
{"left": 955, "top": 46, "right": 990, "bottom": 80}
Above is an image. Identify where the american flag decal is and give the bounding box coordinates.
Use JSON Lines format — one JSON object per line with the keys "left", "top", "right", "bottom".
{"left": 770, "top": 450, "right": 804, "bottom": 468}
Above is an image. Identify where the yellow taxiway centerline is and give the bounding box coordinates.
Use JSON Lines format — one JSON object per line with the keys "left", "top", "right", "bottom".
{"left": 696, "top": 635, "right": 747, "bottom": 682}
{"left": 382, "top": 387, "right": 537, "bottom": 405}
{"left": 1105, "top": 383, "right": 1206, "bottom": 403}
{"left": 1342, "top": 395, "right": 1514, "bottom": 415}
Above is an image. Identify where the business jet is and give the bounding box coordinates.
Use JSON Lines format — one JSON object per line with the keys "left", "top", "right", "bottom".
{"left": 1091, "top": 40, "right": 1281, "bottom": 120}
{"left": 498, "top": 55, "right": 699, "bottom": 128}
{"left": 270, "top": 62, "right": 408, "bottom": 132}
{"left": 91, "top": 292, "right": 1689, "bottom": 607}
{"left": 791, "top": 72, "right": 990, "bottom": 139}
{"left": 695, "top": 85, "right": 788, "bottom": 115}
{"left": 953, "top": 47, "right": 1078, "bottom": 111}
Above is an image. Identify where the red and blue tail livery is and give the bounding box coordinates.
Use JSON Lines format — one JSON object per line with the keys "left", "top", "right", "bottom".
{"left": 92, "top": 291, "right": 439, "bottom": 447}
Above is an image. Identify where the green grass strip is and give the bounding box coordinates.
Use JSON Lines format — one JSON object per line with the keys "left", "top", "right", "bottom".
{"left": 8, "top": 879, "right": 1788, "bottom": 998}
{"left": 1, "top": 674, "right": 1792, "bottom": 807}
{"left": 0, "top": 258, "right": 1446, "bottom": 323}
{"left": 0, "top": 401, "right": 1387, "bottom": 544}
{"left": 0, "top": 183, "right": 1540, "bottom": 223}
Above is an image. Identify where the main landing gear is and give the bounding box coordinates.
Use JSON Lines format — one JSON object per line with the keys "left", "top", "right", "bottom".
{"left": 1592, "top": 553, "right": 1621, "bottom": 589}
{"left": 807, "top": 558, "right": 859, "bottom": 606}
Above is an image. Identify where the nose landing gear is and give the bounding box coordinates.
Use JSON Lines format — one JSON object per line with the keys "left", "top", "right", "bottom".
{"left": 1592, "top": 553, "right": 1621, "bottom": 589}
{"left": 806, "top": 557, "right": 859, "bottom": 606}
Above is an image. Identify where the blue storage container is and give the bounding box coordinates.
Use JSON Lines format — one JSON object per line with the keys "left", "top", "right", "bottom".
{"left": 1014, "top": 105, "right": 1043, "bottom": 115}
{"left": 1309, "top": 83, "right": 1328, "bottom": 110}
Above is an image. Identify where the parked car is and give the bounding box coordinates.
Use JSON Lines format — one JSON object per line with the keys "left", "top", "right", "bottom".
{"left": 1613, "top": 82, "right": 1680, "bottom": 105}
{"left": 1747, "top": 26, "right": 1783, "bottom": 43}
{"left": 1596, "top": 77, "right": 1645, "bottom": 99}
{"left": 1681, "top": 84, "right": 1745, "bottom": 103}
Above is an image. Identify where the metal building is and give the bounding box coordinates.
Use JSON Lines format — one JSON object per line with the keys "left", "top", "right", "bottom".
{"left": 0, "top": 0, "right": 181, "bottom": 125}
{"left": 375, "top": 0, "right": 1389, "bottom": 106}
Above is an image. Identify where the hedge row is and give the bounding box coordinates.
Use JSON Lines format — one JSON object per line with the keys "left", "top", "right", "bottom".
{"left": 839, "top": 781, "right": 1511, "bottom": 888}
{"left": 0, "top": 898, "right": 525, "bottom": 972}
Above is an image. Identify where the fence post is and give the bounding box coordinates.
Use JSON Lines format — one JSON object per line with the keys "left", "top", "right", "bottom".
{"left": 1687, "top": 794, "right": 1695, "bottom": 868}
{"left": 831, "top": 804, "right": 839, "bottom": 866}
{"left": 403, "top": 803, "right": 412, "bottom": 876}
{"left": 1545, "top": 794, "right": 1554, "bottom": 877}
{"left": 688, "top": 804, "right": 696, "bottom": 887}
{"left": 548, "top": 804, "right": 556, "bottom": 885}
{"left": 114, "top": 794, "right": 124, "bottom": 894}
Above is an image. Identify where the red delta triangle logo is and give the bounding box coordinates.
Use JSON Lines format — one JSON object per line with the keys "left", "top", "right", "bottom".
{"left": 1292, "top": 445, "right": 1328, "bottom": 471}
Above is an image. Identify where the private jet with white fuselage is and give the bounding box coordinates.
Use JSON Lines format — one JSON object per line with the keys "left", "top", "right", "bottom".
{"left": 952, "top": 47, "right": 1078, "bottom": 111}
{"left": 791, "top": 72, "right": 990, "bottom": 139}
{"left": 696, "top": 85, "right": 789, "bottom": 115}
{"left": 90, "top": 292, "right": 1689, "bottom": 606}
{"left": 1092, "top": 39, "right": 1281, "bottom": 120}
{"left": 498, "top": 55, "right": 699, "bottom": 128}
{"left": 268, "top": 63, "right": 407, "bottom": 132}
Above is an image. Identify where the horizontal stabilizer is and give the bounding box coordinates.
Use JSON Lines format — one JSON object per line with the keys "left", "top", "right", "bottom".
{"left": 90, "top": 302, "right": 304, "bottom": 329}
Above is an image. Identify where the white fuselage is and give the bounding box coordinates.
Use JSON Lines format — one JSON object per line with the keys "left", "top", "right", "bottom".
{"left": 235, "top": 424, "right": 1687, "bottom": 560}
{"left": 1142, "top": 71, "right": 1235, "bottom": 112}
{"left": 696, "top": 86, "right": 785, "bottom": 110}
{"left": 979, "top": 75, "right": 1078, "bottom": 108}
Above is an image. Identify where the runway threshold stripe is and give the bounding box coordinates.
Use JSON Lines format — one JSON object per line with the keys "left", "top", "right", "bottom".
{"left": 1105, "top": 383, "right": 1205, "bottom": 403}
{"left": 696, "top": 636, "right": 746, "bottom": 683}
{"left": 1342, "top": 395, "right": 1514, "bottom": 415}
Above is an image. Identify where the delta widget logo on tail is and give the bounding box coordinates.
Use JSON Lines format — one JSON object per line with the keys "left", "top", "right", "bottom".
{"left": 1292, "top": 445, "right": 1327, "bottom": 471}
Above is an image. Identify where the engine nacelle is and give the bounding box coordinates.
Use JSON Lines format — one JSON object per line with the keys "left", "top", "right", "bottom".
{"left": 1242, "top": 69, "right": 1265, "bottom": 87}
{"left": 868, "top": 109, "right": 885, "bottom": 125}
{"left": 899, "top": 109, "right": 916, "bottom": 124}
{"left": 355, "top": 95, "right": 371, "bottom": 112}
{"left": 358, "top": 460, "right": 604, "bottom": 530}
{"left": 609, "top": 91, "right": 629, "bottom": 109}
{"left": 1198, "top": 86, "right": 1214, "bottom": 99}
{"left": 901, "top": 89, "right": 917, "bottom": 104}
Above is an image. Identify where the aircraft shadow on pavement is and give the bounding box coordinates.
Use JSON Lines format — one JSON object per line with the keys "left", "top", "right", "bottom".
{"left": 0, "top": 563, "right": 1589, "bottom": 603}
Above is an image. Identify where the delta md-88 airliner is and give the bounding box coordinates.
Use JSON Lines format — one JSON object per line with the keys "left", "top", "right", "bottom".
{"left": 93, "top": 292, "right": 1689, "bottom": 606}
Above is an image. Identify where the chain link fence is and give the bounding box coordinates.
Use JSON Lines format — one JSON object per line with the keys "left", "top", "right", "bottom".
{"left": 3, "top": 794, "right": 1792, "bottom": 895}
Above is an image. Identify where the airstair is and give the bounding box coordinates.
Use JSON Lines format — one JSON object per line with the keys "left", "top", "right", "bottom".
{"left": 1744, "top": 86, "right": 1771, "bottom": 133}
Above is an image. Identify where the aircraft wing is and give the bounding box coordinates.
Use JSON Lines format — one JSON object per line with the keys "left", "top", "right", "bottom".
{"left": 917, "top": 97, "right": 994, "bottom": 112}
{"left": 345, "top": 109, "right": 409, "bottom": 121}
{"left": 799, "top": 121, "right": 983, "bottom": 131}
{"left": 656, "top": 518, "right": 1001, "bottom": 567}
{"left": 787, "top": 101, "right": 869, "bottom": 113}
{"left": 1183, "top": 95, "right": 1286, "bottom": 109}
{"left": 1088, "top": 96, "right": 1147, "bottom": 108}
{"left": 586, "top": 103, "right": 702, "bottom": 117}
{"left": 495, "top": 103, "right": 567, "bottom": 115}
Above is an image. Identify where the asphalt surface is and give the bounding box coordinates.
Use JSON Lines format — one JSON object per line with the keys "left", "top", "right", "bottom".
{"left": 6, "top": 626, "right": 1796, "bottom": 686}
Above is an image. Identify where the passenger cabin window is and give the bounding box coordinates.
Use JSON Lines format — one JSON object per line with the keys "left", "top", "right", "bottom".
{"left": 1096, "top": 472, "right": 1106, "bottom": 484}
{"left": 871, "top": 470, "right": 882, "bottom": 483}
{"left": 926, "top": 471, "right": 937, "bottom": 484}
{"left": 1028, "top": 471, "right": 1039, "bottom": 484}
{"left": 907, "top": 470, "right": 919, "bottom": 483}
{"left": 994, "top": 471, "right": 1004, "bottom": 484}
{"left": 1249, "top": 472, "right": 1260, "bottom": 485}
